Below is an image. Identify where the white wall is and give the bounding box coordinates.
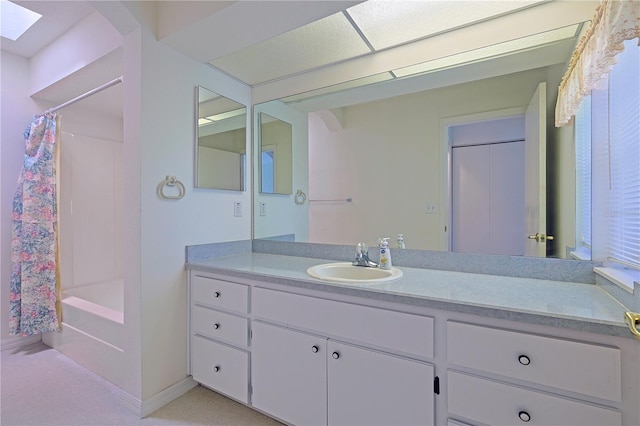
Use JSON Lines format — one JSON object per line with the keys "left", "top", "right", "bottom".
{"left": 308, "top": 67, "right": 559, "bottom": 250}
{"left": 3, "top": 2, "right": 252, "bottom": 406}
{"left": 0, "top": 52, "right": 40, "bottom": 344}
{"left": 136, "top": 30, "right": 251, "bottom": 400}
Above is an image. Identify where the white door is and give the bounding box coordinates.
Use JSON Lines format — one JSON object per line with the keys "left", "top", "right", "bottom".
{"left": 327, "top": 340, "right": 435, "bottom": 426}
{"left": 524, "top": 82, "right": 548, "bottom": 257}
{"left": 251, "top": 321, "right": 327, "bottom": 426}
{"left": 451, "top": 141, "right": 525, "bottom": 255}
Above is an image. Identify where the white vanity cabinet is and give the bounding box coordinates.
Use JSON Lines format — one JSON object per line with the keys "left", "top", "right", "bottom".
{"left": 326, "top": 339, "right": 434, "bottom": 426}
{"left": 251, "top": 321, "right": 435, "bottom": 426}
{"left": 189, "top": 274, "right": 250, "bottom": 404}
{"left": 250, "top": 286, "right": 436, "bottom": 425}
{"left": 446, "top": 321, "right": 624, "bottom": 426}
{"left": 188, "top": 269, "right": 639, "bottom": 426}
{"left": 251, "top": 321, "right": 327, "bottom": 425}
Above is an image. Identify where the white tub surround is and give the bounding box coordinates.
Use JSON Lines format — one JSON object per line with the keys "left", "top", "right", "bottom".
{"left": 186, "top": 253, "right": 639, "bottom": 426}
{"left": 43, "top": 280, "right": 124, "bottom": 387}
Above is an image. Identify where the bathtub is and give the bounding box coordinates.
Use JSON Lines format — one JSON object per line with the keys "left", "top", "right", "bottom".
{"left": 42, "top": 279, "right": 125, "bottom": 388}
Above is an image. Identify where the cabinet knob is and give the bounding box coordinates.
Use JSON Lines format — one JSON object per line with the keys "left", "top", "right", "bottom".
{"left": 518, "top": 411, "right": 531, "bottom": 422}
{"left": 213, "top": 365, "right": 220, "bottom": 373}
{"left": 332, "top": 351, "right": 340, "bottom": 359}
{"left": 518, "top": 355, "right": 531, "bottom": 366}
{"left": 311, "top": 345, "right": 319, "bottom": 353}
{"left": 214, "top": 291, "right": 221, "bottom": 298}
{"left": 213, "top": 323, "right": 220, "bottom": 330}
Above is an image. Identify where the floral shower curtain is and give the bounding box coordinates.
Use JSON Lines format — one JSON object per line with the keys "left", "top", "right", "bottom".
{"left": 9, "top": 113, "right": 61, "bottom": 336}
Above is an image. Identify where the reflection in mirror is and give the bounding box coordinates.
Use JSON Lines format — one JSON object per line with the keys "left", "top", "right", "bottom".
{"left": 196, "top": 86, "right": 247, "bottom": 191}
{"left": 259, "top": 112, "right": 293, "bottom": 195}
{"left": 254, "top": 38, "right": 591, "bottom": 259}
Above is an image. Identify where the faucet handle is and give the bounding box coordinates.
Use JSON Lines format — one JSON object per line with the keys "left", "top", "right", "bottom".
{"left": 356, "top": 242, "right": 368, "bottom": 255}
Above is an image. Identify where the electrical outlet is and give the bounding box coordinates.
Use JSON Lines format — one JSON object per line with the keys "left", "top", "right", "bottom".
{"left": 259, "top": 202, "right": 267, "bottom": 216}
{"left": 234, "top": 201, "right": 242, "bottom": 217}
{"left": 425, "top": 203, "right": 437, "bottom": 214}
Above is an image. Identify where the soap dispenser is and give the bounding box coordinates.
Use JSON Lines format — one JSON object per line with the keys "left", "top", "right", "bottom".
{"left": 397, "top": 233, "right": 406, "bottom": 249}
{"left": 378, "top": 238, "right": 392, "bottom": 270}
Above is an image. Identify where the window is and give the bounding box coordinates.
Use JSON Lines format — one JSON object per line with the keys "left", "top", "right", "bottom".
{"left": 573, "top": 96, "right": 592, "bottom": 260}
{"left": 261, "top": 149, "right": 275, "bottom": 193}
{"left": 590, "top": 39, "right": 640, "bottom": 287}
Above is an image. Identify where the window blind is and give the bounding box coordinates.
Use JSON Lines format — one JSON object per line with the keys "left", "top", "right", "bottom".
{"left": 597, "top": 40, "right": 640, "bottom": 269}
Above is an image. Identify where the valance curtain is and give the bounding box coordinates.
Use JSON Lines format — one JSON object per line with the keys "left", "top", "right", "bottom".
{"left": 10, "top": 113, "right": 61, "bottom": 336}
{"left": 555, "top": 0, "right": 640, "bottom": 127}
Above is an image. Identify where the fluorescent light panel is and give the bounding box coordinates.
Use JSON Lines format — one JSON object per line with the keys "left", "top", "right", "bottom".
{"left": 347, "top": 0, "right": 546, "bottom": 50}
{"left": 0, "top": 0, "right": 42, "bottom": 41}
{"left": 394, "top": 24, "right": 580, "bottom": 78}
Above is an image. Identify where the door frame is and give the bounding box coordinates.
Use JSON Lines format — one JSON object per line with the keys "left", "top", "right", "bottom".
{"left": 439, "top": 106, "right": 526, "bottom": 252}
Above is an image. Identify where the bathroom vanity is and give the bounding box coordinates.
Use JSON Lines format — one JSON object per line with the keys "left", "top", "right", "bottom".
{"left": 186, "top": 253, "right": 639, "bottom": 426}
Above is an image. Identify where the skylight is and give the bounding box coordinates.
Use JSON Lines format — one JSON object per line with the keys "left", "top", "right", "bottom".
{"left": 0, "top": 0, "right": 42, "bottom": 41}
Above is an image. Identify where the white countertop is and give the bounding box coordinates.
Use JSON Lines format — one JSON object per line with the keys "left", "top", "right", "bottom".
{"left": 187, "top": 253, "right": 631, "bottom": 337}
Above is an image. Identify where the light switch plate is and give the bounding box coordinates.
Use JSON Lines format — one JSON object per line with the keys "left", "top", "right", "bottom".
{"left": 234, "top": 201, "right": 242, "bottom": 217}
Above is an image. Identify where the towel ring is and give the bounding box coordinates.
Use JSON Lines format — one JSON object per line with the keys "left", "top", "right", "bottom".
{"left": 158, "top": 175, "right": 185, "bottom": 200}
{"left": 295, "top": 189, "right": 307, "bottom": 205}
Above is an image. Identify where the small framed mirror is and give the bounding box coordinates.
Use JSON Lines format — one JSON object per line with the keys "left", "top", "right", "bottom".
{"left": 195, "top": 86, "right": 247, "bottom": 191}
{"left": 259, "top": 112, "right": 293, "bottom": 195}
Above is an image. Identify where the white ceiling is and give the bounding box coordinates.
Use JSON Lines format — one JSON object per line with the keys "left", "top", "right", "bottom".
{"left": 1, "top": 1, "right": 94, "bottom": 58}
{"left": 1, "top": 0, "right": 599, "bottom": 113}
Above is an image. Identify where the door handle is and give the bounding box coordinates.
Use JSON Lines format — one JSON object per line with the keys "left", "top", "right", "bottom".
{"left": 527, "top": 233, "right": 554, "bottom": 243}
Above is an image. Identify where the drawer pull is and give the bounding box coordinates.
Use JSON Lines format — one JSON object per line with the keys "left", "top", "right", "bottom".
{"left": 518, "top": 411, "right": 531, "bottom": 422}
{"left": 213, "top": 365, "right": 220, "bottom": 373}
{"left": 518, "top": 355, "right": 531, "bottom": 365}
{"left": 213, "top": 323, "right": 220, "bottom": 330}
{"left": 213, "top": 291, "right": 221, "bottom": 298}
{"left": 332, "top": 351, "right": 340, "bottom": 359}
{"left": 311, "top": 345, "right": 319, "bottom": 353}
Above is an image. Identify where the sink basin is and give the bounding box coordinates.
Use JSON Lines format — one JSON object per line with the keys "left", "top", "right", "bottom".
{"left": 306, "top": 262, "right": 403, "bottom": 284}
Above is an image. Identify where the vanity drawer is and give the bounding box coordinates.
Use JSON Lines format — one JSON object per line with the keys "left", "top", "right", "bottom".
{"left": 191, "top": 274, "right": 249, "bottom": 314}
{"left": 447, "top": 321, "right": 621, "bottom": 402}
{"left": 191, "top": 336, "right": 249, "bottom": 404}
{"left": 253, "top": 287, "right": 433, "bottom": 358}
{"left": 448, "top": 370, "right": 621, "bottom": 426}
{"left": 192, "top": 305, "right": 249, "bottom": 348}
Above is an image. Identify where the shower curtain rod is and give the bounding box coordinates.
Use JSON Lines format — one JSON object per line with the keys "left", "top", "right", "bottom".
{"left": 46, "top": 76, "right": 124, "bottom": 114}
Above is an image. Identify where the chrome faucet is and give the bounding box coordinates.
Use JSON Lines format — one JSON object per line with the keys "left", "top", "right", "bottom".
{"left": 352, "top": 242, "right": 378, "bottom": 267}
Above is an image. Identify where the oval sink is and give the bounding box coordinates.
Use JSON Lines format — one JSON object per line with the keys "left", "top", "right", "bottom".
{"left": 306, "top": 262, "right": 403, "bottom": 284}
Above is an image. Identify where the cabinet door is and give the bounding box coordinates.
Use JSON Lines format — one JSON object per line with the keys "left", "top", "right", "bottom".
{"left": 327, "top": 340, "right": 435, "bottom": 426}
{"left": 251, "top": 321, "right": 327, "bottom": 426}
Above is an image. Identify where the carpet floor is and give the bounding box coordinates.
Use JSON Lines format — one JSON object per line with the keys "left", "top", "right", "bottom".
{"left": 1, "top": 342, "right": 282, "bottom": 426}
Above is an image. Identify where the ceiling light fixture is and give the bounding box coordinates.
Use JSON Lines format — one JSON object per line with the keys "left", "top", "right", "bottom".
{"left": 0, "top": 0, "right": 42, "bottom": 41}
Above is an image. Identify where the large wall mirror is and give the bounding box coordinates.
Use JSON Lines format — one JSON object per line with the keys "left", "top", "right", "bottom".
{"left": 195, "top": 86, "right": 247, "bottom": 191}
{"left": 251, "top": 1, "right": 599, "bottom": 260}
{"left": 259, "top": 112, "right": 293, "bottom": 195}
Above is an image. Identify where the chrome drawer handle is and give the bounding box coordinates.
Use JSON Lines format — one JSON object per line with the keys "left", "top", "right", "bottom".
{"left": 213, "top": 323, "right": 220, "bottom": 330}
{"left": 213, "top": 365, "right": 220, "bottom": 373}
{"left": 519, "top": 411, "right": 531, "bottom": 422}
{"left": 332, "top": 351, "right": 340, "bottom": 359}
{"left": 213, "top": 291, "right": 221, "bottom": 298}
{"left": 518, "top": 355, "right": 531, "bottom": 366}
{"left": 311, "top": 345, "right": 319, "bottom": 353}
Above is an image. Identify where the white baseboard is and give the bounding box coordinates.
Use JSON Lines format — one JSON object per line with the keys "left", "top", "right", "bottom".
{"left": 120, "top": 376, "right": 198, "bottom": 418}
{"left": 0, "top": 334, "right": 41, "bottom": 352}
